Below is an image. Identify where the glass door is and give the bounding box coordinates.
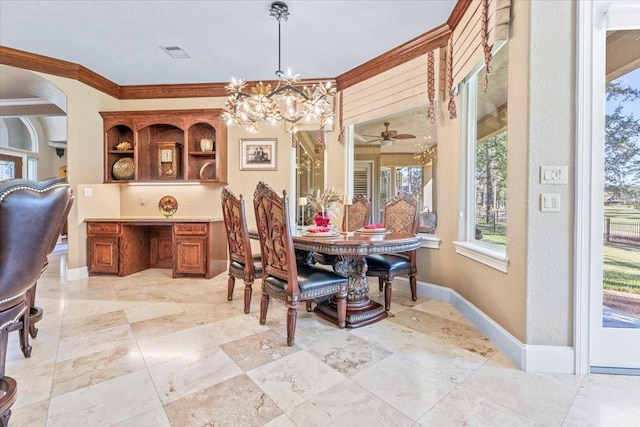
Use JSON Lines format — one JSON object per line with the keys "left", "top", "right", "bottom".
{"left": 589, "top": 6, "right": 640, "bottom": 371}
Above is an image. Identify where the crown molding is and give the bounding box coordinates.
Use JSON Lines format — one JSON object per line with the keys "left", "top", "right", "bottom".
{"left": 0, "top": 45, "right": 120, "bottom": 98}
{"left": 447, "top": 0, "right": 473, "bottom": 31}
{"left": 335, "top": 23, "right": 451, "bottom": 91}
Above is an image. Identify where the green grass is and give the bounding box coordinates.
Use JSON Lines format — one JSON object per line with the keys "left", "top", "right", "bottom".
{"left": 602, "top": 205, "right": 639, "bottom": 294}
{"left": 603, "top": 242, "right": 640, "bottom": 294}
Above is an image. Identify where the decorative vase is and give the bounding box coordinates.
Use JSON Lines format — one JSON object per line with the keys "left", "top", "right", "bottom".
{"left": 314, "top": 212, "right": 330, "bottom": 227}
{"left": 199, "top": 138, "right": 213, "bottom": 152}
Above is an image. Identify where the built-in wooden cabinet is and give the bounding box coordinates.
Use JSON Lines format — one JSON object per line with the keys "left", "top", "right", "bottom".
{"left": 100, "top": 109, "right": 227, "bottom": 183}
{"left": 87, "top": 219, "right": 227, "bottom": 279}
{"left": 86, "top": 222, "right": 120, "bottom": 274}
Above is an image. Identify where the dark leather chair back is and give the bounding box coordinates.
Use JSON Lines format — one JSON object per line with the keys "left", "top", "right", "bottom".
{"left": 0, "top": 178, "right": 73, "bottom": 311}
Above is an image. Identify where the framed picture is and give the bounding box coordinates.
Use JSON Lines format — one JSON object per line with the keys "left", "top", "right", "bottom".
{"left": 240, "top": 138, "right": 277, "bottom": 170}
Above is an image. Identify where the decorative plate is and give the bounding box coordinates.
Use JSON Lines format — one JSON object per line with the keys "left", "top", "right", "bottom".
{"left": 304, "top": 228, "right": 339, "bottom": 238}
{"left": 356, "top": 227, "right": 388, "bottom": 234}
{"left": 199, "top": 161, "right": 216, "bottom": 180}
{"left": 112, "top": 157, "right": 135, "bottom": 180}
{"left": 158, "top": 195, "right": 178, "bottom": 217}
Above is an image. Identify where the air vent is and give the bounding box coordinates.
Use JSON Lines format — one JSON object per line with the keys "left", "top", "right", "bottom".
{"left": 160, "top": 46, "right": 190, "bottom": 59}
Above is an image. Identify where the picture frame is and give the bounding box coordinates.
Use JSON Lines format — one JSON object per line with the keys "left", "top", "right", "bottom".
{"left": 240, "top": 138, "right": 277, "bottom": 170}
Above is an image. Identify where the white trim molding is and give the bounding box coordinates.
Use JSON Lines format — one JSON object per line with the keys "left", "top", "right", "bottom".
{"left": 453, "top": 240, "right": 508, "bottom": 272}
{"left": 394, "top": 277, "right": 575, "bottom": 373}
{"left": 418, "top": 234, "right": 441, "bottom": 249}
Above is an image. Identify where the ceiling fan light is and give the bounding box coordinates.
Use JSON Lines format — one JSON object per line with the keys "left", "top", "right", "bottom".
{"left": 380, "top": 139, "right": 393, "bottom": 147}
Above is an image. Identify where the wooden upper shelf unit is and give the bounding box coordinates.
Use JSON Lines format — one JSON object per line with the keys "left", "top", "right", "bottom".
{"left": 100, "top": 109, "right": 227, "bottom": 183}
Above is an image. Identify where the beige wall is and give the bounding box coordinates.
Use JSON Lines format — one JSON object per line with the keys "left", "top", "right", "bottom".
{"left": 413, "top": 0, "right": 575, "bottom": 346}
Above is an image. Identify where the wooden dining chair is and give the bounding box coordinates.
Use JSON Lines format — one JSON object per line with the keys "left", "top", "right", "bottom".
{"left": 0, "top": 178, "right": 73, "bottom": 425}
{"left": 343, "top": 194, "right": 371, "bottom": 232}
{"left": 365, "top": 193, "right": 419, "bottom": 311}
{"left": 253, "top": 181, "right": 348, "bottom": 346}
{"left": 221, "top": 187, "right": 262, "bottom": 314}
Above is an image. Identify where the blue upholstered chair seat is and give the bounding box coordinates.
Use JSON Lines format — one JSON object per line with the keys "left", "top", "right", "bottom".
{"left": 229, "top": 255, "right": 263, "bottom": 277}
{"left": 263, "top": 265, "right": 346, "bottom": 300}
{"left": 365, "top": 254, "right": 411, "bottom": 274}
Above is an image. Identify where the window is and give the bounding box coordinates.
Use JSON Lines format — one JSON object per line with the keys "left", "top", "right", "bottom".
{"left": 0, "top": 117, "right": 39, "bottom": 180}
{"left": 455, "top": 43, "right": 509, "bottom": 271}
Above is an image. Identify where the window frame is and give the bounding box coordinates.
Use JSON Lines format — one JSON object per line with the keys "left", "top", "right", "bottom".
{"left": 454, "top": 42, "right": 509, "bottom": 272}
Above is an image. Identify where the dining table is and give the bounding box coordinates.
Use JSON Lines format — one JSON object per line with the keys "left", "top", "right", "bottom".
{"left": 291, "top": 228, "right": 422, "bottom": 328}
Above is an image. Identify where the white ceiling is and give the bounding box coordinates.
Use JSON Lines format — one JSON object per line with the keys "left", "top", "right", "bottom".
{"left": 0, "top": 0, "right": 457, "bottom": 86}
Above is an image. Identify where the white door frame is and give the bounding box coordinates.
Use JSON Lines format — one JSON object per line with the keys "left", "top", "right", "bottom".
{"left": 575, "top": 0, "right": 640, "bottom": 374}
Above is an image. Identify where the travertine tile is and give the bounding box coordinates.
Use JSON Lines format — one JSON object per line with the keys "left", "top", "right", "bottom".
{"left": 247, "top": 351, "right": 346, "bottom": 412}
{"left": 286, "top": 379, "right": 413, "bottom": 426}
{"left": 7, "top": 249, "right": 637, "bottom": 427}
{"left": 137, "top": 324, "right": 219, "bottom": 367}
{"left": 349, "top": 317, "right": 428, "bottom": 352}
{"left": 297, "top": 329, "right": 392, "bottom": 377}
{"left": 12, "top": 364, "right": 54, "bottom": 409}
{"left": 7, "top": 399, "right": 49, "bottom": 427}
{"left": 417, "top": 385, "right": 545, "bottom": 426}
{"left": 111, "top": 407, "right": 172, "bottom": 427}
{"left": 47, "top": 369, "right": 162, "bottom": 427}
{"left": 59, "top": 309, "right": 129, "bottom": 338}
{"left": 56, "top": 324, "right": 136, "bottom": 362}
{"left": 563, "top": 374, "right": 640, "bottom": 426}
{"left": 396, "top": 333, "right": 490, "bottom": 383}
{"left": 51, "top": 344, "right": 146, "bottom": 397}
{"left": 220, "top": 329, "right": 301, "bottom": 371}
{"left": 351, "top": 353, "right": 457, "bottom": 420}
{"left": 412, "top": 298, "right": 465, "bottom": 321}
{"left": 389, "top": 308, "right": 497, "bottom": 357}
{"left": 164, "top": 374, "right": 282, "bottom": 426}
{"left": 148, "top": 345, "right": 243, "bottom": 404}
{"left": 460, "top": 352, "right": 584, "bottom": 425}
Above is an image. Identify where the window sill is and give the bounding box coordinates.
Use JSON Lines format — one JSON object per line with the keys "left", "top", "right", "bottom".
{"left": 453, "top": 241, "right": 508, "bottom": 272}
{"left": 418, "top": 233, "right": 440, "bottom": 249}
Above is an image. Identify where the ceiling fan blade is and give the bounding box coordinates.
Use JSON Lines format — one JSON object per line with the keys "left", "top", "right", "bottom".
{"left": 394, "top": 133, "right": 416, "bottom": 140}
{"left": 385, "top": 130, "right": 398, "bottom": 138}
{"left": 365, "top": 138, "right": 383, "bottom": 144}
{"left": 363, "top": 134, "right": 382, "bottom": 138}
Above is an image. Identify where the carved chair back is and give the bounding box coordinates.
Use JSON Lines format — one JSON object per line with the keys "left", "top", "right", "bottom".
{"left": 221, "top": 187, "right": 254, "bottom": 272}
{"left": 382, "top": 193, "right": 419, "bottom": 234}
{"left": 343, "top": 194, "right": 371, "bottom": 231}
{"left": 253, "top": 182, "right": 299, "bottom": 295}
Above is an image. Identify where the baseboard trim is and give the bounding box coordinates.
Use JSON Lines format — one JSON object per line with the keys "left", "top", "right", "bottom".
{"left": 394, "top": 278, "right": 575, "bottom": 374}
{"left": 66, "top": 266, "right": 88, "bottom": 281}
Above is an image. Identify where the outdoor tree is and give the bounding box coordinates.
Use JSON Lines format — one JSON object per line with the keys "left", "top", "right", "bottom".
{"left": 476, "top": 132, "right": 507, "bottom": 223}
{"left": 605, "top": 81, "right": 640, "bottom": 201}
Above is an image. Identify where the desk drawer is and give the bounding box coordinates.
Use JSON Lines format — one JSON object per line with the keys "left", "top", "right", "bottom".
{"left": 174, "top": 223, "right": 208, "bottom": 235}
{"left": 87, "top": 222, "right": 120, "bottom": 235}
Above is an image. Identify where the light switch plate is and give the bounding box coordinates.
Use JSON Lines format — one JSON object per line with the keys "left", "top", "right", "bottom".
{"left": 541, "top": 166, "right": 568, "bottom": 184}
{"left": 541, "top": 193, "right": 561, "bottom": 211}
{"left": 83, "top": 187, "right": 92, "bottom": 197}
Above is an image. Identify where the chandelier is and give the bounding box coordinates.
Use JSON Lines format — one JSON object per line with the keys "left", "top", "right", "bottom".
{"left": 222, "top": 1, "right": 336, "bottom": 134}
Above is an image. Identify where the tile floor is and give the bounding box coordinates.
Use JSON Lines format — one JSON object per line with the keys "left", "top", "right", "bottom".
{"left": 5, "top": 249, "right": 640, "bottom": 426}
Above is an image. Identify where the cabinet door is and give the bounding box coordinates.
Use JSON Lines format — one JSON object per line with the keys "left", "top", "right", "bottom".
{"left": 175, "top": 237, "right": 206, "bottom": 274}
{"left": 88, "top": 236, "right": 119, "bottom": 274}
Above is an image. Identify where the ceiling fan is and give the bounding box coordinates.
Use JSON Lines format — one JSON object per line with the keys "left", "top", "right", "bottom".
{"left": 364, "top": 122, "right": 416, "bottom": 146}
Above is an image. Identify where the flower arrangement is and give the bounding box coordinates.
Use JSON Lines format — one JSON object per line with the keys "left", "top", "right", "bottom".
{"left": 306, "top": 188, "right": 343, "bottom": 225}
